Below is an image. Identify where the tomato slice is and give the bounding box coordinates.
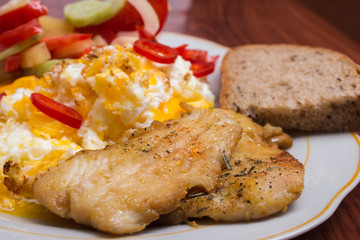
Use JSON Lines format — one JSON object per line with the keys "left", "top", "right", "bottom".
{"left": 0, "top": 18, "right": 42, "bottom": 52}
{"left": 30, "top": 93, "right": 82, "bottom": 129}
{"left": 52, "top": 38, "right": 94, "bottom": 59}
{"left": 190, "top": 62, "right": 215, "bottom": 78}
{"left": 133, "top": 38, "right": 178, "bottom": 64}
{"left": 0, "top": 0, "right": 48, "bottom": 34}
{"left": 39, "top": 33, "right": 92, "bottom": 51}
{"left": 5, "top": 54, "right": 21, "bottom": 72}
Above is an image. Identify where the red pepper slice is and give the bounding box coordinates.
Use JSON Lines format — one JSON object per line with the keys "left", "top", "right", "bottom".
{"left": 0, "top": 92, "right": 6, "bottom": 102}
{"left": 174, "top": 44, "right": 187, "bottom": 55}
{"left": 206, "top": 54, "right": 219, "bottom": 64}
{"left": 190, "top": 62, "right": 215, "bottom": 78}
{"left": 0, "top": 0, "right": 48, "bottom": 34}
{"left": 133, "top": 38, "right": 178, "bottom": 64}
{"left": 175, "top": 44, "right": 208, "bottom": 63}
{"left": 30, "top": 93, "right": 82, "bottom": 129}
{"left": 0, "top": 19, "right": 42, "bottom": 52}
{"left": 39, "top": 33, "right": 93, "bottom": 51}
{"left": 175, "top": 44, "right": 219, "bottom": 77}
{"left": 5, "top": 54, "right": 21, "bottom": 72}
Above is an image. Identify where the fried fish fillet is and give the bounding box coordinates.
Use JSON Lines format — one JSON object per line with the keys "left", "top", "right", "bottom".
{"left": 160, "top": 110, "right": 304, "bottom": 223}
{"left": 33, "top": 108, "right": 242, "bottom": 235}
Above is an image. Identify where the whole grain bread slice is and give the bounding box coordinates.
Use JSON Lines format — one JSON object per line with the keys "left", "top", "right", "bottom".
{"left": 220, "top": 44, "right": 360, "bottom": 132}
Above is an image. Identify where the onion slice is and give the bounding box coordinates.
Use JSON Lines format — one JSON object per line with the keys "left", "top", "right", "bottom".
{"left": 127, "top": 0, "right": 160, "bottom": 36}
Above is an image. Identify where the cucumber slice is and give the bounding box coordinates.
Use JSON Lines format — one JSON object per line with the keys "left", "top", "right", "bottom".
{"left": 0, "top": 34, "right": 40, "bottom": 61}
{"left": 23, "top": 59, "right": 62, "bottom": 77}
{"left": 64, "top": 0, "right": 125, "bottom": 27}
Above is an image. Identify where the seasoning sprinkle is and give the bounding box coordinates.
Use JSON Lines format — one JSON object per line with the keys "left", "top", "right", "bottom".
{"left": 221, "top": 150, "right": 232, "bottom": 170}
{"left": 234, "top": 166, "right": 255, "bottom": 177}
{"left": 250, "top": 159, "right": 266, "bottom": 164}
{"left": 267, "top": 166, "right": 280, "bottom": 170}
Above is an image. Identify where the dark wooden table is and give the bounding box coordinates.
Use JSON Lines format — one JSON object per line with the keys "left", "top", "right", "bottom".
{"left": 31, "top": 0, "right": 360, "bottom": 239}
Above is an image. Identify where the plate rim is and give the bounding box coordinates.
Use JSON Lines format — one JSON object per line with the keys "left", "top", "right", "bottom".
{"left": 261, "top": 132, "right": 360, "bottom": 239}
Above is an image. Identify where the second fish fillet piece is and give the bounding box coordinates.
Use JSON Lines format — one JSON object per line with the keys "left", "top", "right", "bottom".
{"left": 33, "top": 108, "right": 242, "bottom": 235}
{"left": 160, "top": 110, "right": 304, "bottom": 223}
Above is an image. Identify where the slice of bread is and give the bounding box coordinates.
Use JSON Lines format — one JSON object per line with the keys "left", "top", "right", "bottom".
{"left": 220, "top": 44, "right": 360, "bottom": 132}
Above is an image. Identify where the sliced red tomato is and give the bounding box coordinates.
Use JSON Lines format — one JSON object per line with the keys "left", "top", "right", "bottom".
{"left": 77, "top": 0, "right": 168, "bottom": 43}
{"left": 5, "top": 54, "right": 21, "bottom": 72}
{"left": 0, "top": 0, "right": 48, "bottom": 34}
{"left": 39, "top": 33, "right": 92, "bottom": 51}
{"left": 0, "top": 92, "right": 6, "bottom": 102}
{"left": 190, "top": 62, "right": 215, "bottom": 78}
{"left": 133, "top": 38, "right": 178, "bottom": 64}
{"left": 30, "top": 93, "right": 82, "bottom": 129}
{"left": 0, "top": 59, "right": 23, "bottom": 81}
{"left": 52, "top": 38, "right": 94, "bottom": 59}
{"left": 0, "top": 18, "right": 42, "bottom": 52}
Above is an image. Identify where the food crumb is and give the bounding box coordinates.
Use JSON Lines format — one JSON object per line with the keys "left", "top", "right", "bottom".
{"left": 187, "top": 220, "right": 199, "bottom": 228}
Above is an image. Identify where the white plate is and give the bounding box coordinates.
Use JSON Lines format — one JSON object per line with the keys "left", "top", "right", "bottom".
{"left": 1, "top": 32, "right": 359, "bottom": 240}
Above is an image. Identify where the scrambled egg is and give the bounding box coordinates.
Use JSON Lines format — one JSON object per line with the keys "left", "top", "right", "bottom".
{"left": 0, "top": 44, "right": 214, "bottom": 214}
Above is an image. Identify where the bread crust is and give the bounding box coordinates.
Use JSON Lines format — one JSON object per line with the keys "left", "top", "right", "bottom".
{"left": 220, "top": 44, "right": 360, "bottom": 131}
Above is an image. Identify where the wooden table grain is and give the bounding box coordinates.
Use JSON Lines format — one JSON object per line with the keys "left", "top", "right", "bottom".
{"left": 28, "top": 0, "right": 360, "bottom": 239}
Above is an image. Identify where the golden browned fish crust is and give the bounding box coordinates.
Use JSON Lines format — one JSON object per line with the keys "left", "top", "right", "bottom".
{"left": 161, "top": 110, "right": 304, "bottom": 223}
{"left": 33, "top": 108, "right": 242, "bottom": 235}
